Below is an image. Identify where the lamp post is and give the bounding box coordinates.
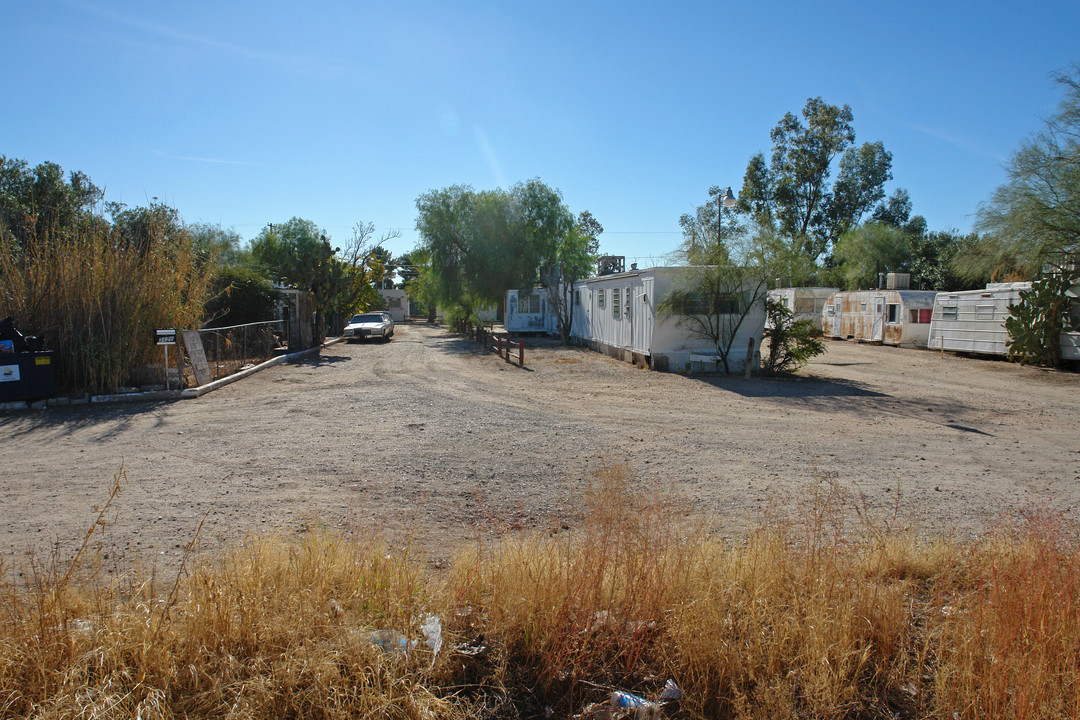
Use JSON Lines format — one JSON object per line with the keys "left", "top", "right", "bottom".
{"left": 718, "top": 186, "right": 737, "bottom": 217}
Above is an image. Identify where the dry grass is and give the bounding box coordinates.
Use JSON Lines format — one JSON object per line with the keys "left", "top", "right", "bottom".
{"left": 2, "top": 465, "right": 1078, "bottom": 719}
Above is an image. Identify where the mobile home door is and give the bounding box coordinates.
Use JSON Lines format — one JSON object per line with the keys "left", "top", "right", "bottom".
{"left": 631, "top": 278, "right": 653, "bottom": 353}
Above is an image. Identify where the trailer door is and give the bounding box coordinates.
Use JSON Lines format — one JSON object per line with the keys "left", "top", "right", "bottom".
{"left": 872, "top": 297, "right": 884, "bottom": 342}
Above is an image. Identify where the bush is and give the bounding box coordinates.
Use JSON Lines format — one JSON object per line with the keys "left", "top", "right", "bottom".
{"left": 203, "top": 266, "right": 279, "bottom": 328}
{"left": 762, "top": 297, "right": 826, "bottom": 374}
{"left": 0, "top": 207, "right": 213, "bottom": 394}
{"left": 1005, "top": 270, "right": 1078, "bottom": 367}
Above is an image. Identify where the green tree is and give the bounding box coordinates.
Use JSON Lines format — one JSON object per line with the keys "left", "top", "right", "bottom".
{"left": 738, "top": 97, "right": 893, "bottom": 262}
{"left": 0, "top": 156, "right": 104, "bottom": 247}
{"left": 762, "top": 298, "right": 826, "bottom": 375}
{"left": 677, "top": 186, "right": 742, "bottom": 265}
{"left": 203, "top": 266, "right": 278, "bottom": 327}
{"left": 251, "top": 218, "right": 382, "bottom": 340}
{"left": 576, "top": 210, "right": 604, "bottom": 256}
{"left": 832, "top": 222, "right": 912, "bottom": 290}
{"left": 543, "top": 223, "right": 598, "bottom": 342}
{"left": 415, "top": 179, "right": 575, "bottom": 319}
{"left": 191, "top": 223, "right": 247, "bottom": 268}
{"left": 658, "top": 264, "right": 769, "bottom": 374}
{"left": 959, "top": 64, "right": 1080, "bottom": 281}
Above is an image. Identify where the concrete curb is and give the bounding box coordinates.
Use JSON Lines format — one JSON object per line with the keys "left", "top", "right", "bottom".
{"left": 0, "top": 338, "right": 344, "bottom": 411}
{"left": 181, "top": 337, "right": 343, "bottom": 399}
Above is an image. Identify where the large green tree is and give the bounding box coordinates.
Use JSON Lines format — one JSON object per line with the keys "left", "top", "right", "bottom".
{"left": 251, "top": 218, "right": 382, "bottom": 339}
{"left": 414, "top": 179, "right": 576, "bottom": 319}
{"left": 0, "top": 156, "right": 104, "bottom": 246}
{"left": 738, "top": 97, "right": 893, "bottom": 263}
{"left": 958, "top": 64, "right": 1080, "bottom": 281}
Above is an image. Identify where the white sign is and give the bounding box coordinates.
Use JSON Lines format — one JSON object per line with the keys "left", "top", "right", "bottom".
{"left": 156, "top": 329, "right": 177, "bottom": 345}
{"left": 0, "top": 364, "right": 19, "bottom": 383}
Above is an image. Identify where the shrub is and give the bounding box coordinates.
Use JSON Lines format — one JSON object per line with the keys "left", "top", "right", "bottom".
{"left": 203, "top": 266, "right": 278, "bottom": 328}
{"left": 0, "top": 206, "right": 213, "bottom": 393}
{"left": 762, "top": 297, "right": 826, "bottom": 374}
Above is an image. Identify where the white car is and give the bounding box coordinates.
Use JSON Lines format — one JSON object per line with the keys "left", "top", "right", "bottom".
{"left": 343, "top": 312, "right": 393, "bottom": 342}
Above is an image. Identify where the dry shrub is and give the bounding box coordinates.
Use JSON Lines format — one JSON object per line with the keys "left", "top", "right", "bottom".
{"left": 2, "top": 466, "right": 1079, "bottom": 719}
{"left": 0, "top": 212, "right": 212, "bottom": 394}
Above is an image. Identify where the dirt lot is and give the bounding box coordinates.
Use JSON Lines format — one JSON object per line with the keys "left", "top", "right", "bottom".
{"left": 2, "top": 323, "right": 1079, "bottom": 571}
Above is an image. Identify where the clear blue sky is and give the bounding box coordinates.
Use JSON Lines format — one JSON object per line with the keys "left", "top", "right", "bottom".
{"left": 3, "top": 1, "right": 1078, "bottom": 266}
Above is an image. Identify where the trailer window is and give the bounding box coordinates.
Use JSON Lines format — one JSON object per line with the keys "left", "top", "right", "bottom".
{"left": 919, "top": 309, "right": 931, "bottom": 323}
{"left": 976, "top": 304, "right": 995, "bottom": 321}
{"left": 624, "top": 287, "right": 631, "bottom": 319}
{"left": 598, "top": 289, "right": 605, "bottom": 309}
{"left": 575, "top": 289, "right": 581, "bottom": 306}
{"left": 518, "top": 293, "right": 540, "bottom": 314}
{"left": 860, "top": 302, "right": 868, "bottom": 312}
{"left": 887, "top": 304, "right": 899, "bottom": 323}
{"left": 941, "top": 306, "right": 958, "bottom": 320}
{"left": 612, "top": 288, "right": 621, "bottom": 319}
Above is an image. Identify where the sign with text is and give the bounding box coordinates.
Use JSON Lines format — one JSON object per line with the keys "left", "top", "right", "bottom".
{"left": 156, "top": 329, "right": 177, "bottom": 345}
{"left": 181, "top": 330, "right": 212, "bottom": 387}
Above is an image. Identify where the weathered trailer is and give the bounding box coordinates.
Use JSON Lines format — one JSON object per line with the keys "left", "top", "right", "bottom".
{"left": 766, "top": 287, "right": 837, "bottom": 328}
{"left": 927, "top": 283, "right": 1030, "bottom": 356}
{"left": 822, "top": 290, "right": 937, "bottom": 348}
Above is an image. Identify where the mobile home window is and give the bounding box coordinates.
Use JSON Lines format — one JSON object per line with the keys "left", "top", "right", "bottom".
{"left": 976, "top": 304, "right": 995, "bottom": 321}
{"left": 518, "top": 293, "right": 540, "bottom": 314}
{"left": 598, "top": 289, "right": 605, "bottom": 309}
{"left": 624, "top": 287, "right": 631, "bottom": 319}
{"left": 887, "top": 304, "right": 899, "bottom": 323}
{"left": 860, "top": 302, "right": 868, "bottom": 312}
{"left": 388, "top": 297, "right": 402, "bottom": 308}
{"left": 612, "top": 288, "right": 621, "bottom": 319}
{"left": 909, "top": 309, "right": 931, "bottom": 324}
{"left": 941, "top": 305, "right": 958, "bottom": 320}
{"left": 575, "top": 289, "right": 581, "bottom": 306}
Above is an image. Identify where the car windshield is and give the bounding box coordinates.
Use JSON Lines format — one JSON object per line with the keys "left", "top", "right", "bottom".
{"left": 350, "top": 314, "right": 383, "bottom": 323}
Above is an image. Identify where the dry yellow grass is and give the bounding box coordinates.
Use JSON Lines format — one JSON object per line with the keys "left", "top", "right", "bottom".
{"left": 2, "top": 465, "right": 1078, "bottom": 719}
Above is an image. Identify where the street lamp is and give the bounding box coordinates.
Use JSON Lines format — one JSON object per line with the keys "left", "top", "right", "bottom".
{"left": 719, "top": 186, "right": 737, "bottom": 214}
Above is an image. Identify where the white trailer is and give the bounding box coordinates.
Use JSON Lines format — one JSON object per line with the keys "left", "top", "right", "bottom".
{"left": 821, "top": 290, "right": 937, "bottom": 347}
{"left": 927, "top": 283, "right": 1031, "bottom": 356}
{"left": 505, "top": 288, "right": 558, "bottom": 334}
{"left": 377, "top": 288, "right": 409, "bottom": 324}
{"left": 570, "top": 266, "right": 766, "bottom": 373}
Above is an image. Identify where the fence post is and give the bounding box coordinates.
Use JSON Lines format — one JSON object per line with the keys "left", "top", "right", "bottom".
{"left": 497, "top": 335, "right": 502, "bottom": 357}
{"left": 519, "top": 339, "right": 524, "bottom": 367}
{"left": 243, "top": 325, "right": 248, "bottom": 366}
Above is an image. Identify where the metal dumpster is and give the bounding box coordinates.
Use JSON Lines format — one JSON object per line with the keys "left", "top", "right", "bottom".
{"left": 0, "top": 351, "right": 56, "bottom": 402}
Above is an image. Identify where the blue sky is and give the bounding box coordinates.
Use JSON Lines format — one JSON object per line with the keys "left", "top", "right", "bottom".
{"left": 3, "top": 1, "right": 1078, "bottom": 266}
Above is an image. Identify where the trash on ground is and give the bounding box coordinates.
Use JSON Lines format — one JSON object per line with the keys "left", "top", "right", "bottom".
{"left": 575, "top": 679, "right": 683, "bottom": 719}
{"left": 358, "top": 629, "right": 411, "bottom": 656}
{"left": 421, "top": 614, "right": 442, "bottom": 667}
{"left": 453, "top": 635, "right": 490, "bottom": 657}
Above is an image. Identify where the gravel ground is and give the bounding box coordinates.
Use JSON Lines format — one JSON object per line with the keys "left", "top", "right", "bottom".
{"left": 2, "top": 323, "right": 1079, "bottom": 572}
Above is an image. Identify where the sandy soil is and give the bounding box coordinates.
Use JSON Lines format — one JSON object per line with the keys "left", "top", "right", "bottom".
{"left": 2, "top": 323, "right": 1078, "bottom": 572}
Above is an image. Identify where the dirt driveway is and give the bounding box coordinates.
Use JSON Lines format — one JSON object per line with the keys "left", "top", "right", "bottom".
{"left": 2, "top": 324, "right": 1078, "bottom": 571}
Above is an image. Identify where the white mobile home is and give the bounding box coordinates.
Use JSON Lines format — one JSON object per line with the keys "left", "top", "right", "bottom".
{"left": 927, "top": 283, "right": 1030, "bottom": 356}
{"left": 378, "top": 288, "right": 410, "bottom": 324}
{"left": 767, "top": 287, "right": 837, "bottom": 328}
{"left": 822, "top": 290, "right": 937, "bottom": 347}
{"left": 505, "top": 288, "right": 558, "bottom": 334}
{"left": 570, "top": 266, "right": 767, "bottom": 373}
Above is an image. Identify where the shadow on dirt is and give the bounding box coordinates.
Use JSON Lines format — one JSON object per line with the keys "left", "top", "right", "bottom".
{"left": 0, "top": 400, "right": 175, "bottom": 441}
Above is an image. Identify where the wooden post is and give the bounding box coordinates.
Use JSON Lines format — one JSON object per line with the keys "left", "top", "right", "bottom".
{"left": 519, "top": 339, "right": 525, "bottom": 367}
{"left": 497, "top": 336, "right": 503, "bottom": 357}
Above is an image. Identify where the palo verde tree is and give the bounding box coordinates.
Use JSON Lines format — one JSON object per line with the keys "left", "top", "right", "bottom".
{"left": 660, "top": 189, "right": 769, "bottom": 374}
{"left": 957, "top": 64, "right": 1080, "bottom": 282}
{"left": 738, "top": 97, "right": 893, "bottom": 264}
